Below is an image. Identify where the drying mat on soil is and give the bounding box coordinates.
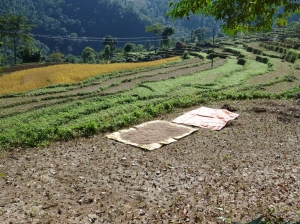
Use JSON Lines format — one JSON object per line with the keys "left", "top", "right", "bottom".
{"left": 173, "top": 107, "right": 239, "bottom": 130}
{"left": 106, "top": 120, "right": 198, "bottom": 150}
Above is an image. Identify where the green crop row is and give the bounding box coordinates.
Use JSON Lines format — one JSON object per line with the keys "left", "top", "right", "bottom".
{"left": 0, "top": 55, "right": 299, "bottom": 149}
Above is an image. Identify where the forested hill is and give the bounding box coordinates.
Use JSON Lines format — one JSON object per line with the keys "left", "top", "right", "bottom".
{"left": 0, "top": 0, "right": 216, "bottom": 55}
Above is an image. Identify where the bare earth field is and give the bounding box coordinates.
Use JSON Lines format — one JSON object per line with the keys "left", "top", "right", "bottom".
{"left": 0, "top": 99, "right": 299, "bottom": 223}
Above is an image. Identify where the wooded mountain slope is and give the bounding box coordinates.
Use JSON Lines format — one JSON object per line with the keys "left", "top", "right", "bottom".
{"left": 0, "top": 0, "right": 216, "bottom": 55}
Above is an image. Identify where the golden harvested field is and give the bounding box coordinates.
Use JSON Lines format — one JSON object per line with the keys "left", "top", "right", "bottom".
{"left": 0, "top": 57, "right": 180, "bottom": 95}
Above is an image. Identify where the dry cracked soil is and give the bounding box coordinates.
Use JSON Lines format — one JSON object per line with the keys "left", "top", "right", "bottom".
{"left": 0, "top": 99, "right": 300, "bottom": 224}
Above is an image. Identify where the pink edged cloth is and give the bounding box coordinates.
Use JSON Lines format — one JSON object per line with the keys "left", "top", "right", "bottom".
{"left": 173, "top": 107, "right": 239, "bottom": 130}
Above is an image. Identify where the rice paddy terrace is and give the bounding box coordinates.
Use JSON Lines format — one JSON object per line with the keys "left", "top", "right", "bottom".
{"left": 0, "top": 40, "right": 299, "bottom": 150}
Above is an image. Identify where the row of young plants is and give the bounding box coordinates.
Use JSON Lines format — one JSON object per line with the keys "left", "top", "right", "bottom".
{"left": 244, "top": 44, "right": 282, "bottom": 59}
{"left": 259, "top": 42, "right": 300, "bottom": 63}
{"left": 1, "top": 83, "right": 299, "bottom": 150}
{"left": 223, "top": 47, "right": 251, "bottom": 59}
{"left": 0, "top": 54, "right": 298, "bottom": 149}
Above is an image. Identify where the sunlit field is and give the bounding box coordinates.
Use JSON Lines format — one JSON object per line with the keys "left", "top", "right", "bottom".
{"left": 0, "top": 57, "right": 180, "bottom": 95}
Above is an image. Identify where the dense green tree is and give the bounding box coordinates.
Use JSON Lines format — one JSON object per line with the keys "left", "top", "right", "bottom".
{"left": 102, "top": 35, "right": 118, "bottom": 51}
{"left": 161, "top": 26, "right": 175, "bottom": 48}
{"left": 0, "top": 41, "right": 2, "bottom": 72}
{"left": 136, "top": 44, "right": 144, "bottom": 52}
{"left": 48, "top": 52, "right": 64, "bottom": 62}
{"left": 145, "top": 23, "right": 164, "bottom": 35}
{"left": 81, "top": 46, "right": 97, "bottom": 63}
{"left": 65, "top": 54, "right": 78, "bottom": 64}
{"left": 103, "top": 45, "right": 111, "bottom": 62}
{"left": 167, "top": 0, "right": 300, "bottom": 34}
{"left": 145, "top": 40, "right": 151, "bottom": 51}
{"left": 19, "top": 45, "right": 41, "bottom": 63}
{"left": 145, "top": 23, "right": 164, "bottom": 51}
{"left": 191, "top": 28, "right": 206, "bottom": 43}
{"left": 0, "top": 14, "right": 36, "bottom": 64}
{"left": 124, "top": 43, "right": 134, "bottom": 53}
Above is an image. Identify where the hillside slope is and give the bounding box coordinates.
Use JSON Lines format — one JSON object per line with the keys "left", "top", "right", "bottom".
{"left": 0, "top": 0, "right": 216, "bottom": 55}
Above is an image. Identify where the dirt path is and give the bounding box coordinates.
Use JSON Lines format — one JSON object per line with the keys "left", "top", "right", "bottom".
{"left": 0, "top": 99, "right": 299, "bottom": 223}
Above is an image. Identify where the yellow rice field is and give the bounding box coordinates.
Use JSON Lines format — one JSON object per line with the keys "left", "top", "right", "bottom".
{"left": 0, "top": 57, "right": 180, "bottom": 95}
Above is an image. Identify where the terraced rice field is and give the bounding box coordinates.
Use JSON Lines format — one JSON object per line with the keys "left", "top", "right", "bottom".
{"left": 0, "top": 42, "right": 299, "bottom": 223}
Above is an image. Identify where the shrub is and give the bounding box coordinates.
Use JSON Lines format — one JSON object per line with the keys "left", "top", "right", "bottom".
{"left": 182, "top": 50, "right": 190, "bottom": 59}
{"left": 48, "top": 52, "right": 64, "bottom": 62}
{"left": 293, "top": 59, "right": 300, "bottom": 69}
{"left": 284, "top": 49, "right": 300, "bottom": 63}
{"left": 246, "top": 46, "right": 253, "bottom": 52}
{"left": 293, "top": 43, "right": 300, "bottom": 49}
{"left": 253, "top": 48, "right": 262, "bottom": 55}
{"left": 256, "top": 55, "right": 269, "bottom": 64}
{"left": 237, "top": 58, "right": 247, "bottom": 65}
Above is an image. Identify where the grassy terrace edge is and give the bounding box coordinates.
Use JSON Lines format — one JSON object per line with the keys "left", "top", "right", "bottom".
{"left": 0, "top": 86, "right": 299, "bottom": 150}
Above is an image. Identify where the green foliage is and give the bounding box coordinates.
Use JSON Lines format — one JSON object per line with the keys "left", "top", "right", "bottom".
{"left": 293, "top": 59, "right": 300, "bottom": 69}
{"left": 284, "top": 49, "right": 300, "bottom": 63}
{"left": 256, "top": 55, "right": 270, "bottom": 64}
{"left": 182, "top": 50, "right": 190, "bottom": 60}
{"left": 136, "top": 44, "right": 144, "bottom": 52}
{"left": 191, "top": 28, "right": 206, "bottom": 43}
{"left": 124, "top": 43, "right": 134, "bottom": 53}
{"left": 103, "top": 45, "right": 111, "bottom": 61}
{"left": 145, "top": 23, "right": 164, "bottom": 35}
{"left": 246, "top": 46, "right": 253, "bottom": 52}
{"left": 0, "top": 13, "right": 36, "bottom": 64}
{"left": 19, "top": 46, "right": 42, "bottom": 63}
{"left": 161, "top": 26, "right": 175, "bottom": 47}
{"left": 102, "top": 35, "right": 118, "bottom": 51}
{"left": 0, "top": 50, "right": 300, "bottom": 149}
{"left": 65, "top": 54, "right": 79, "bottom": 64}
{"left": 167, "top": 0, "right": 300, "bottom": 35}
{"left": 145, "top": 40, "right": 152, "bottom": 52}
{"left": 224, "top": 47, "right": 249, "bottom": 58}
{"left": 81, "top": 46, "right": 97, "bottom": 63}
{"left": 260, "top": 42, "right": 287, "bottom": 55}
{"left": 0, "top": 41, "right": 2, "bottom": 72}
{"left": 237, "top": 58, "right": 247, "bottom": 65}
{"left": 48, "top": 52, "right": 64, "bottom": 62}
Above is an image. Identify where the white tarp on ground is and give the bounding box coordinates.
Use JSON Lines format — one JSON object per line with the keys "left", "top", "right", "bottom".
{"left": 106, "top": 120, "right": 198, "bottom": 150}
{"left": 173, "top": 107, "right": 239, "bottom": 130}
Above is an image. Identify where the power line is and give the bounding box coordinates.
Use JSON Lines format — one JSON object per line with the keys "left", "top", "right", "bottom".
{"left": 30, "top": 33, "right": 196, "bottom": 44}
{"left": 31, "top": 33, "right": 164, "bottom": 43}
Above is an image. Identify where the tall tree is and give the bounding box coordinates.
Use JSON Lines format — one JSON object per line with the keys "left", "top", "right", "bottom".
{"left": 102, "top": 35, "right": 118, "bottom": 51}
{"left": 191, "top": 28, "right": 206, "bottom": 43}
{"left": 0, "top": 41, "right": 2, "bottom": 72}
{"left": 124, "top": 43, "right": 134, "bottom": 53}
{"left": 167, "top": 0, "right": 300, "bottom": 35}
{"left": 145, "top": 40, "right": 151, "bottom": 52}
{"left": 82, "top": 46, "right": 97, "bottom": 63}
{"left": 145, "top": 23, "right": 164, "bottom": 36}
{"left": 103, "top": 45, "right": 111, "bottom": 62}
{"left": 19, "top": 45, "right": 42, "bottom": 63}
{"left": 0, "top": 14, "right": 36, "bottom": 64}
{"left": 145, "top": 23, "right": 164, "bottom": 51}
{"left": 161, "top": 26, "right": 175, "bottom": 48}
